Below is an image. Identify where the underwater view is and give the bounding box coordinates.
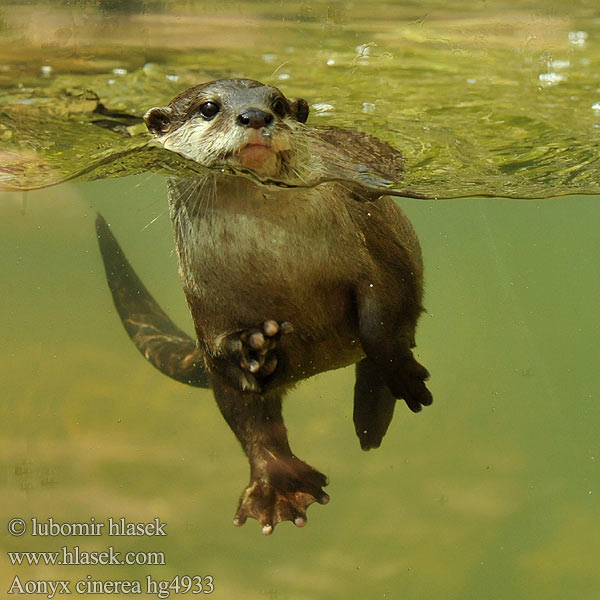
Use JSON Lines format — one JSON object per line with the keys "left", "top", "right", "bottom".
{"left": 1, "top": 1, "right": 599, "bottom": 599}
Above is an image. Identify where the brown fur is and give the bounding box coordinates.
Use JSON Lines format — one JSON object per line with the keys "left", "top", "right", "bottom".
{"left": 98, "top": 79, "right": 433, "bottom": 534}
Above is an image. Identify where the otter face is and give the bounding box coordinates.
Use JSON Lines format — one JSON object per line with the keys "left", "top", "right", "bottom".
{"left": 144, "top": 79, "right": 309, "bottom": 178}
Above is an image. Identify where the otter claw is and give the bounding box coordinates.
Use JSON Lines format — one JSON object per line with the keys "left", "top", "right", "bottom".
{"left": 248, "top": 331, "right": 266, "bottom": 349}
{"left": 294, "top": 516, "right": 307, "bottom": 527}
{"left": 280, "top": 321, "right": 294, "bottom": 334}
{"left": 260, "top": 356, "right": 277, "bottom": 376}
{"left": 263, "top": 319, "right": 280, "bottom": 336}
{"left": 318, "top": 492, "right": 330, "bottom": 505}
{"left": 247, "top": 359, "right": 261, "bottom": 373}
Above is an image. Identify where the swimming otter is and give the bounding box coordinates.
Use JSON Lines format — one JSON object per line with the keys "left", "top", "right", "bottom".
{"left": 96, "top": 78, "right": 432, "bottom": 534}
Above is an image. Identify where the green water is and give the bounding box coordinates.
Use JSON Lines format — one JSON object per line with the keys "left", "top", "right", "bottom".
{"left": 1, "top": 2, "right": 599, "bottom": 599}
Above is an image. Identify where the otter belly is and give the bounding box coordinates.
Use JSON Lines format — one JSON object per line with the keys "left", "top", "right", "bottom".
{"left": 170, "top": 178, "right": 367, "bottom": 381}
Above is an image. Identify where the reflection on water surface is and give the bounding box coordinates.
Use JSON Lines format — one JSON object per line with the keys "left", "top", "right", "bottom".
{"left": 2, "top": 0, "right": 600, "bottom": 197}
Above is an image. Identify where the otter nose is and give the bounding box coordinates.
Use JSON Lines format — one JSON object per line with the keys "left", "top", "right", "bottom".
{"left": 237, "top": 109, "right": 274, "bottom": 129}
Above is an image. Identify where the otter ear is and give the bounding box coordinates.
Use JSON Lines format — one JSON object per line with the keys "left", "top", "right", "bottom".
{"left": 144, "top": 106, "right": 173, "bottom": 136}
{"left": 291, "top": 98, "right": 309, "bottom": 124}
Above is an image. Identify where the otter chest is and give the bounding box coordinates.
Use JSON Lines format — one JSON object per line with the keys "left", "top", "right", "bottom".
{"left": 177, "top": 203, "right": 352, "bottom": 290}
{"left": 169, "top": 178, "right": 364, "bottom": 333}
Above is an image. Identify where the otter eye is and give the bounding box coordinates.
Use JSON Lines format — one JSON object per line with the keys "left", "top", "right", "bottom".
{"left": 199, "top": 101, "right": 220, "bottom": 119}
{"left": 272, "top": 97, "right": 287, "bottom": 118}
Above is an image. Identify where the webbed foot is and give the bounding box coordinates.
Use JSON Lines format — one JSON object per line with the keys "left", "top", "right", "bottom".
{"left": 233, "top": 456, "right": 329, "bottom": 534}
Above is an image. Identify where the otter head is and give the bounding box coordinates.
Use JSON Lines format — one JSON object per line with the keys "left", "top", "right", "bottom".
{"left": 144, "top": 79, "right": 309, "bottom": 179}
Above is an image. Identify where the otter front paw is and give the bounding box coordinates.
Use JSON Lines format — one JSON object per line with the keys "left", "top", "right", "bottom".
{"left": 239, "top": 320, "right": 293, "bottom": 378}
{"left": 215, "top": 320, "right": 293, "bottom": 393}
{"left": 233, "top": 457, "right": 329, "bottom": 534}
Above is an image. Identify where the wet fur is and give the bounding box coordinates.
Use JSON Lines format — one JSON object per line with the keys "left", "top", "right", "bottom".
{"left": 98, "top": 79, "right": 432, "bottom": 533}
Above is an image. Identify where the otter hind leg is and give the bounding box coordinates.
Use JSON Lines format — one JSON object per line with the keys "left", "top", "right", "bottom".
{"left": 357, "top": 295, "right": 433, "bottom": 414}
{"left": 353, "top": 357, "right": 397, "bottom": 450}
{"left": 211, "top": 377, "right": 329, "bottom": 534}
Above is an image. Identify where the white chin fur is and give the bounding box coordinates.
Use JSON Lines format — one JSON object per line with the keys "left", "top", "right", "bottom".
{"left": 159, "top": 118, "right": 293, "bottom": 178}
{"left": 234, "top": 146, "right": 279, "bottom": 175}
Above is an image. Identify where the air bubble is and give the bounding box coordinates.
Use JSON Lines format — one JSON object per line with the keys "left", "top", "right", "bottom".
{"left": 362, "top": 102, "right": 376, "bottom": 113}
{"left": 568, "top": 31, "right": 588, "bottom": 46}
{"left": 538, "top": 72, "right": 566, "bottom": 86}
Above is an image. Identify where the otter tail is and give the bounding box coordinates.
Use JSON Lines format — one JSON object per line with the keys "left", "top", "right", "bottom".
{"left": 95, "top": 214, "right": 209, "bottom": 388}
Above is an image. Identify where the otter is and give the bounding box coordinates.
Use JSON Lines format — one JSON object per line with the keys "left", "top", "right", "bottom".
{"left": 95, "top": 78, "right": 432, "bottom": 535}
